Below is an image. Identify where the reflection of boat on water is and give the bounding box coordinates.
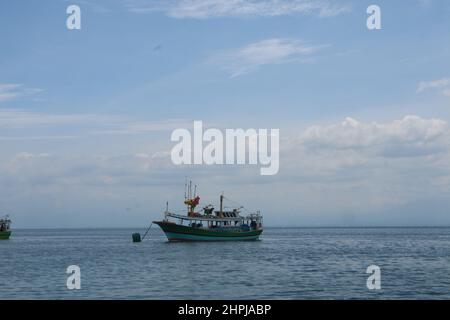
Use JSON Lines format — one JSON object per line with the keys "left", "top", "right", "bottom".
{"left": 154, "top": 181, "right": 263, "bottom": 242}
{"left": 0, "top": 215, "right": 11, "bottom": 240}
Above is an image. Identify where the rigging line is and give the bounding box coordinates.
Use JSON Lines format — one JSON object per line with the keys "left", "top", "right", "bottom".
{"left": 222, "top": 196, "right": 255, "bottom": 214}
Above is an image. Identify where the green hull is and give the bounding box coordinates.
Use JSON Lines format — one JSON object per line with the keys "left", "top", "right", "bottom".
{"left": 0, "top": 231, "right": 11, "bottom": 240}
{"left": 154, "top": 221, "right": 262, "bottom": 242}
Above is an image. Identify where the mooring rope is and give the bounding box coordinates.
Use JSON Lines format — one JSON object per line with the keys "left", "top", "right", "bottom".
{"left": 141, "top": 222, "right": 153, "bottom": 241}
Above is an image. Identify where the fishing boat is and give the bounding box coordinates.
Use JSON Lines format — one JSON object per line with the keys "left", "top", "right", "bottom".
{"left": 153, "top": 182, "right": 263, "bottom": 242}
{"left": 0, "top": 215, "right": 11, "bottom": 240}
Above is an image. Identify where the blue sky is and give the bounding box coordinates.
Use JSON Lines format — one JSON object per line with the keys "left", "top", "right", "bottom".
{"left": 1, "top": 0, "right": 450, "bottom": 227}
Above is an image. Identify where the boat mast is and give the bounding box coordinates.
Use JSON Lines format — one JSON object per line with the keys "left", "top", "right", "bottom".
{"left": 220, "top": 194, "right": 224, "bottom": 217}
{"left": 184, "top": 179, "right": 188, "bottom": 214}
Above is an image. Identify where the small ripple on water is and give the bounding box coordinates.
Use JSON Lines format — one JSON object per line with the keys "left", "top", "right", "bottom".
{"left": 1, "top": 227, "right": 450, "bottom": 299}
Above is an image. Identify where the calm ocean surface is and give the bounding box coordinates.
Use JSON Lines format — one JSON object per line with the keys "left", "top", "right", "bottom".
{"left": 1, "top": 227, "right": 449, "bottom": 299}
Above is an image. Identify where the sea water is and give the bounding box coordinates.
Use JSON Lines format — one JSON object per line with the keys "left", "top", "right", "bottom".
{"left": 1, "top": 227, "right": 449, "bottom": 299}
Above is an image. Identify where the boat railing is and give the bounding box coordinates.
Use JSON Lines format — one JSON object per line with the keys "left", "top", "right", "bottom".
{"left": 166, "top": 211, "right": 262, "bottom": 222}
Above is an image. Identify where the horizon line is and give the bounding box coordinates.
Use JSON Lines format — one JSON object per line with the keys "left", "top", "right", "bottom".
{"left": 10, "top": 225, "right": 450, "bottom": 230}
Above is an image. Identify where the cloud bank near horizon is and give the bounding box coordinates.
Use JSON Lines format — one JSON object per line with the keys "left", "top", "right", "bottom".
{"left": 2, "top": 111, "right": 449, "bottom": 227}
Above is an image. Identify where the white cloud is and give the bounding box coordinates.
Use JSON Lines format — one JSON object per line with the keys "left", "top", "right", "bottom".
{"left": 417, "top": 77, "right": 450, "bottom": 96}
{"left": 0, "top": 84, "right": 22, "bottom": 102}
{"left": 291, "top": 115, "right": 450, "bottom": 178}
{"left": 0, "top": 108, "right": 191, "bottom": 138}
{"left": 7, "top": 152, "right": 52, "bottom": 173}
{"left": 94, "top": 119, "right": 195, "bottom": 135}
{"left": 63, "top": 0, "right": 111, "bottom": 13}
{"left": 301, "top": 115, "right": 448, "bottom": 152}
{"left": 127, "top": 0, "right": 350, "bottom": 18}
{"left": 280, "top": 115, "right": 450, "bottom": 175}
{"left": 273, "top": 115, "right": 450, "bottom": 214}
{"left": 2, "top": 150, "right": 175, "bottom": 188}
{"left": 0, "top": 109, "right": 111, "bottom": 129}
{"left": 214, "top": 38, "right": 327, "bottom": 77}
{"left": 14, "top": 152, "right": 51, "bottom": 160}
{"left": 0, "top": 83, "right": 43, "bottom": 103}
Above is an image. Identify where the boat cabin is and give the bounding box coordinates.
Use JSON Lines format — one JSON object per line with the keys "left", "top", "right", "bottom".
{"left": 0, "top": 216, "right": 11, "bottom": 232}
